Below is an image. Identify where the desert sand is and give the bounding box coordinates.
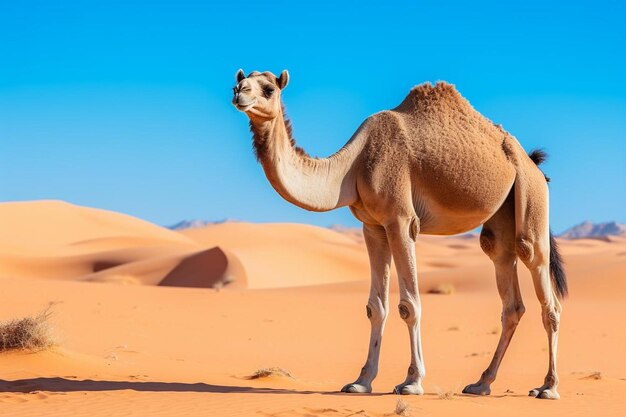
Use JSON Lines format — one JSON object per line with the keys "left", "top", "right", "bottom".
{"left": 0, "top": 200, "right": 624, "bottom": 416}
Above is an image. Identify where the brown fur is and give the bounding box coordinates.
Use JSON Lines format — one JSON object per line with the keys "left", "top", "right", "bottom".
{"left": 250, "top": 105, "right": 310, "bottom": 161}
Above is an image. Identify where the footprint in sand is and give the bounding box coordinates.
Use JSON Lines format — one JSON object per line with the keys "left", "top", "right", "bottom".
{"left": 0, "top": 394, "right": 29, "bottom": 404}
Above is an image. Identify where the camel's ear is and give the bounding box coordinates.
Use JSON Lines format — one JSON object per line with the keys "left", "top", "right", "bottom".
{"left": 277, "top": 70, "right": 289, "bottom": 89}
{"left": 236, "top": 69, "right": 245, "bottom": 83}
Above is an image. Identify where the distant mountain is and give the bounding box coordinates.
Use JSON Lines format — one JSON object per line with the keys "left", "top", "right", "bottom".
{"left": 170, "top": 219, "right": 626, "bottom": 238}
{"left": 559, "top": 221, "right": 626, "bottom": 239}
{"left": 168, "top": 219, "right": 239, "bottom": 231}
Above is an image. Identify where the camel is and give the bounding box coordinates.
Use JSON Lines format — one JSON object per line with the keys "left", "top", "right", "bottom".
{"left": 231, "top": 69, "right": 568, "bottom": 399}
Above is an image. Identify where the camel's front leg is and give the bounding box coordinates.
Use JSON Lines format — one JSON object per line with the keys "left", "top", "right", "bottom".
{"left": 387, "top": 217, "right": 425, "bottom": 395}
{"left": 342, "top": 224, "right": 391, "bottom": 393}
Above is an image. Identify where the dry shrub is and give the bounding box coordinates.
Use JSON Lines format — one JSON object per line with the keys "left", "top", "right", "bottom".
{"left": 428, "top": 283, "right": 455, "bottom": 295}
{"left": 435, "top": 386, "right": 456, "bottom": 400}
{"left": 246, "top": 367, "right": 293, "bottom": 380}
{"left": 394, "top": 399, "right": 411, "bottom": 416}
{"left": 0, "top": 307, "right": 55, "bottom": 352}
{"left": 438, "top": 389, "right": 456, "bottom": 400}
{"left": 581, "top": 371, "right": 602, "bottom": 380}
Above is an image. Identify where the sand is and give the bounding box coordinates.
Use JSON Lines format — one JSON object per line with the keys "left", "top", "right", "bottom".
{"left": 0, "top": 200, "right": 624, "bottom": 416}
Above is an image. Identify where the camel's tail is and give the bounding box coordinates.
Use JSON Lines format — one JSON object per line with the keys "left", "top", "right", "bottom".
{"left": 528, "top": 148, "right": 568, "bottom": 299}
{"left": 549, "top": 231, "right": 568, "bottom": 298}
{"left": 528, "top": 149, "right": 551, "bottom": 182}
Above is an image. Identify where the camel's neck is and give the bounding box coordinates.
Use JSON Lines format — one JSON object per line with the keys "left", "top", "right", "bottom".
{"left": 250, "top": 107, "right": 364, "bottom": 212}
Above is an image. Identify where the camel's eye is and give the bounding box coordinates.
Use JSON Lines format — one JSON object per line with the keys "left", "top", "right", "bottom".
{"left": 263, "top": 86, "right": 275, "bottom": 98}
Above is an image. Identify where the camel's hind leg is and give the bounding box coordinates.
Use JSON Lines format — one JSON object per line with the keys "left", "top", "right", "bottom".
{"left": 514, "top": 171, "right": 562, "bottom": 400}
{"left": 341, "top": 223, "right": 391, "bottom": 393}
{"left": 463, "top": 191, "right": 525, "bottom": 396}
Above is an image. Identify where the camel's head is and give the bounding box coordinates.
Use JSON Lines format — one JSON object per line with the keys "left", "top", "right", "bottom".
{"left": 232, "top": 69, "right": 289, "bottom": 119}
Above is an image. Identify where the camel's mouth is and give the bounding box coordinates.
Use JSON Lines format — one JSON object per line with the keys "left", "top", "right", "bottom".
{"left": 235, "top": 99, "right": 257, "bottom": 112}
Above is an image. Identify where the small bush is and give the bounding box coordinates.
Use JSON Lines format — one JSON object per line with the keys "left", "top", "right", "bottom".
{"left": 435, "top": 385, "right": 457, "bottom": 400}
{"left": 428, "top": 283, "right": 455, "bottom": 295}
{"left": 438, "top": 389, "right": 456, "bottom": 400}
{"left": 394, "top": 399, "right": 411, "bottom": 416}
{"left": 246, "top": 367, "right": 293, "bottom": 380}
{"left": 0, "top": 308, "right": 55, "bottom": 352}
{"left": 581, "top": 371, "right": 602, "bottom": 380}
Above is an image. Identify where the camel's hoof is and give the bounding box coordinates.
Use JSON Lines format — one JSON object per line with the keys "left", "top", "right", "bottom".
{"left": 341, "top": 383, "right": 371, "bottom": 394}
{"left": 537, "top": 389, "right": 560, "bottom": 400}
{"left": 528, "top": 388, "right": 541, "bottom": 397}
{"left": 462, "top": 382, "right": 491, "bottom": 396}
{"left": 393, "top": 382, "right": 424, "bottom": 395}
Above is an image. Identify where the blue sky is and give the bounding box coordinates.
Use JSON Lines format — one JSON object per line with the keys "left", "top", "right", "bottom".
{"left": 1, "top": 0, "right": 624, "bottom": 233}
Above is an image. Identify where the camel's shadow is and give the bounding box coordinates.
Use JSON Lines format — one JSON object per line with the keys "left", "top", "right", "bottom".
{"left": 0, "top": 377, "right": 316, "bottom": 394}
{"left": 0, "top": 377, "right": 526, "bottom": 398}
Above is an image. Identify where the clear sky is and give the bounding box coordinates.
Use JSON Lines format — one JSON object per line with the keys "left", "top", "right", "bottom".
{"left": 1, "top": 0, "right": 624, "bottom": 233}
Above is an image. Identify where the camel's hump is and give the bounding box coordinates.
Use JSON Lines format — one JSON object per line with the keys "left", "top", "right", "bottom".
{"left": 395, "top": 81, "right": 468, "bottom": 112}
{"left": 392, "top": 81, "right": 483, "bottom": 115}
{"left": 410, "top": 81, "right": 460, "bottom": 98}
{"left": 392, "top": 81, "right": 514, "bottom": 139}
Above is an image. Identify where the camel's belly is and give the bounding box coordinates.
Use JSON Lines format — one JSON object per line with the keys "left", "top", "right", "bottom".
{"left": 411, "top": 161, "right": 516, "bottom": 235}
{"left": 417, "top": 210, "right": 491, "bottom": 235}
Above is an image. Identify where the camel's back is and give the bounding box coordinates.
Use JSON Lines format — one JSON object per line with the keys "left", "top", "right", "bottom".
{"left": 392, "top": 82, "right": 513, "bottom": 151}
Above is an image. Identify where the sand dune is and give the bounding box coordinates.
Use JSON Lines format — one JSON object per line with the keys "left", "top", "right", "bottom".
{"left": 0, "top": 200, "right": 624, "bottom": 416}
{"left": 181, "top": 222, "right": 370, "bottom": 288}
{"left": 0, "top": 201, "right": 243, "bottom": 288}
{"left": 82, "top": 246, "right": 247, "bottom": 288}
{"left": 0, "top": 200, "right": 193, "bottom": 252}
{"left": 0, "top": 202, "right": 373, "bottom": 289}
{"left": 2, "top": 201, "right": 623, "bottom": 292}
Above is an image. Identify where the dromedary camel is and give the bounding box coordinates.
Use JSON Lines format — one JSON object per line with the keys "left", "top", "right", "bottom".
{"left": 232, "top": 69, "right": 567, "bottom": 399}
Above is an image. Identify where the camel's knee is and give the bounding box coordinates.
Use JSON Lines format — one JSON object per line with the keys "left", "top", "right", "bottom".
{"left": 387, "top": 215, "right": 420, "bottom": 242}
{"left": 366, "top": 300, "right": 387, "bottom": 324}
{"left": 541, "top": 307, "right": 560, "bottom": 333}
{"left": 539, "top": 288, "right": 561, "bottom": 330}
{"left": 502, "top": 304, "right": 525, "bottom": 327}
{"left": 409, "top": 216, "right": 420, "bottom": 242}
{"left": 515, "top": 235, "right": 534, "bottom": 264}
{"left": 515, "top": 234, "right": 550, "bottom": 267}
{"left": 398, "top": 299, "right": 420, "bottom": 324}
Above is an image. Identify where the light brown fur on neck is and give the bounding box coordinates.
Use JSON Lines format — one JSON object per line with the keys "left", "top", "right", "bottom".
{"left": 248, "top": 104, "right": 364, "bottom": 212}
